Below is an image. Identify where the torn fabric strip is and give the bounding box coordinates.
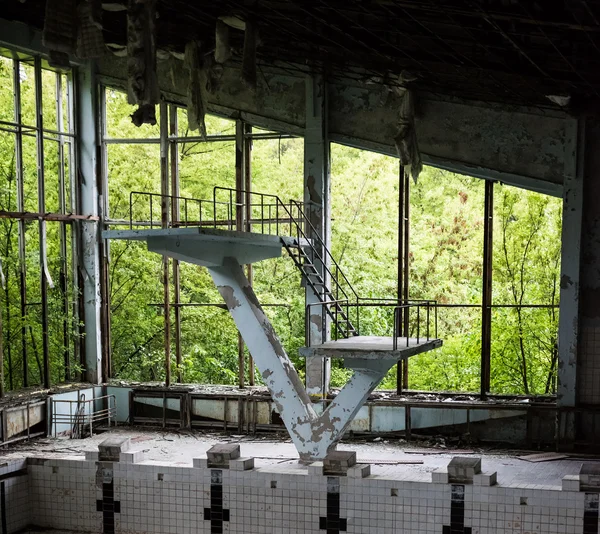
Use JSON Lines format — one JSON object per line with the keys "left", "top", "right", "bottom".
{"left": 127, "top": 0, "right": 159, "bottom": 126}
{"left": 184, "top": 41, "right": 208, "bottom": 138}
{"left": 393, "top": 87, "right": 422, "bottom": 183}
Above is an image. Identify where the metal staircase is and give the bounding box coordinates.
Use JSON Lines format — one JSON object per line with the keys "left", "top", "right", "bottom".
{"left": 126, "top": 187, "right": 361, "bottom": 341}
{"left": 280, "top": 201, "right": 359, "bottom": 340}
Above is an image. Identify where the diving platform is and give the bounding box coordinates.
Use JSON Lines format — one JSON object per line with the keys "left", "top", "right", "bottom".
{"left": 103, "top": 227, "right": 309, "bottom": 267}
{"left": 103, "top": 188, "right": 442, "bottom": 461}
{"left": 299, "top": 335, "right": 443, "bottom": 360}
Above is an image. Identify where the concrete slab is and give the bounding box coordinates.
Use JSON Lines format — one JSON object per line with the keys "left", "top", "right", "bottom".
{"left": 299, "top": 336, "right": 442, "bottom": 360}
{"left": 104, "top": 227, "right": 309, "bottom": 267}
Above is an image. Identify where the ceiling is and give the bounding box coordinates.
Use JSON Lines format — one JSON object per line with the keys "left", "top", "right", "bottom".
{"left": 5, "top": 0, "right": 600, "bottom": 110}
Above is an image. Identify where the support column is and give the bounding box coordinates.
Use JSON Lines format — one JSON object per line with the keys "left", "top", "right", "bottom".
{"left": 396, "top": 164, "right": 410, "bottom": 393}
{"left": 244, "top": 123, "right": 255, "bottom": 386}
{"left": 480, "top": 180, "right": 494, "bottom": 398}
{"left": 160, "top": 102, "right": 171, "bottom": 387}
{"left": 76, "top": 62, "right": 103, "bottom": 385}
{"left": 557, "top": 118, "right": 583, "bottom": 445}
{"left": 304, "top": 73, "right": 331, "bottom": 398}
{"left": 235, "top": 119, "right": 246, "bottom": 389}
{"left": 169, "top": 105, "right": 182, "bottom": 383}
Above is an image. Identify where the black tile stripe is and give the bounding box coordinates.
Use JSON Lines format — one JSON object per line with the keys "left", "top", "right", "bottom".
{"left": 319, "top": 477, "right": 347, "bottom": 534}
{"left": 96, "top": 469, "right": 120, "bottom": 534}
{"left": 1, "top": 481, "right": 6, "bottom": 534}
{"left": 584, "top": 493, "right": 599, "bottom": 534}
{"left": 0, "top": 469, "right": 27, "bottom": 483}
{"left": 204, "top": 469, "right": 230, "bottom": 534}
{"left": 442, "top": 485, "right": 471, "bottom": 534}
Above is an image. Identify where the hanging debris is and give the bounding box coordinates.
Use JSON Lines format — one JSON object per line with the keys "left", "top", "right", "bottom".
{"left": 215, "top": 19, "right": 232, "bottom": 64}
{"left": 77, "top": 1, "right": 106, "bottom": 59}
{"left": 42, "top": 0, "right": 77, "bottom": 55}
{"left": 90, "top": 0, "right": 104, "bottom": 29}
{"left": 242, "top": 19, "right": 259, "bottom": 89}
{"left": 127, "top": 0, "right": 159, "bottom": 126}
{"left": 392, "top": 72, "right": 422, "bottom": 183}
{"left": 184, "top": 41, "right": 208, "bottom": 138}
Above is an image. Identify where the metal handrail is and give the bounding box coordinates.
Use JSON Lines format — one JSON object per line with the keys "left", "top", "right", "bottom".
{"left": 51, "top": 394, "right": 116, "bottom": 438}
{"left": 393, "top": 301, "right": 436, "bottom": 350}
{"left": 129, "top": 191, "right": 231, "bottom": 229}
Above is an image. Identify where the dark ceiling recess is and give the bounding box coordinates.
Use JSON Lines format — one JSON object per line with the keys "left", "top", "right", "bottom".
{"left": 5, "top": 0, "right": 600, "bottom": 109}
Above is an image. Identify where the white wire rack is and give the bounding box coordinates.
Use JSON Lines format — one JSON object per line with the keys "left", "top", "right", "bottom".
{"left": 50, "top": 394, "right": 117, "bottom": 438}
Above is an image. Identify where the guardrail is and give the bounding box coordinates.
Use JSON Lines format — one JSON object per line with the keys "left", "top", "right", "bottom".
{"left": 50, "top": 394, "right": 116, "bottom": 438}
{"left": 305, "top": 299, "right": 438, "bottom": 348}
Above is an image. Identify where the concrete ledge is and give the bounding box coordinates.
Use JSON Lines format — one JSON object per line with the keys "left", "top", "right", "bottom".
{"left": 207, "top": 443, "right": 240, "bottom": 468}
{"left": 323, "top": 451, "right": 357, "bottom": 475}
{"left": 193, "top": 457, "right": 209, "bottom": 469}
{"left": 474, "top": 472, "right": 497, "bottom": 486}
{"left": 432, "top": 469, "right": 449, "bottom": 484}
{"left": 230, "top": 457, "right": 254, "bottom": 471}
{"left": 448, "top": 457, "right": 481, "bottom": 484}
{"left": 85, "top": 451, "right": 99, "bottom": 462}
{"left": 120, "top": 451, "right": 145, "bottom": 464}
{"left": 308, "top": 462, "right": 324, "bottom": 476}
{"left": 347, "top": 464, "right": 371, "bottom": 479}
{"left": 98, "top": 437, "right": 130, "bottom": 462}
{"left": 562, "top": 475, "right": 580, "bottom": 492}
{"left": 580, "top": 463, "right": 600, "bottom": 491}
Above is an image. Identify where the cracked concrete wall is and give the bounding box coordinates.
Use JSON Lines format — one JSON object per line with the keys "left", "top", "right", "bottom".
{"left": 96, "top": 55, "right": 306, "bottom": 134}
{"left": 328, "top": 82, "right": 569, "bottom": 193}
{"left": 95, "top": 52, "right": 570, "bottom": 192}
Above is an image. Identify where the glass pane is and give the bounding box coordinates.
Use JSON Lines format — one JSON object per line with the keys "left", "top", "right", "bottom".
{"left": 490, "top": 185, "right": 562, "bottom": 395}
{"left": 43, "top": 139, "right": 61, "bottom": 213}
{"left": 177, "top": 108, "right": 236, "bottom": 137}
{"left": 251, "top": 137, "right": 303, "bottom": 200}
{"left": 19, "top": 62, "right": 36, "bottom": 129}
{"left": 41, "top": 68, "right": 58, "bottom": 132}
{"left": 105, "top": 88, "right": 160, "bottom": 139}
{"left": 0, "top": 56, "right": 15, "bottom": 123}
{"left": 22, "top": 133, "right": 38, "bottom": 212}
{"left": 106, "top": 143, "right": 161, "bottom": 222}
{"left": 0, "top": 131, "right": 17, "bottom": 212}
{"left": 109, "top": 239, "right": 164, "bottom": 380}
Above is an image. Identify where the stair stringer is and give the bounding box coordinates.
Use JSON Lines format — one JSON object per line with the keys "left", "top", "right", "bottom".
{"left": 208, "top": 257, "right": 397, "bottom": 461}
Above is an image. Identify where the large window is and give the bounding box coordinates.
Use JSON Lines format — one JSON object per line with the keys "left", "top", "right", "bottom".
{"left": 0, "top": 53, "right": 79, "bottom": 390}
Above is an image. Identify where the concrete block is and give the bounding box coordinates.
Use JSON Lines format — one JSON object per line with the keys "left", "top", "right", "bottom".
{"left": 98, "top": 436, "right": 130, "bottom": 462}
{"left": 207, "top": 443, "right": 240, "bottom": 468}
{"left": 323, "top": 450, "right": 357, "bottom": 475}
{"left": 308, "top": 462, "right": 324, "bottom": 476}
{"left": 580, "top": 463, "right": 600, "bottom": 490}
{"left": 448, "top": 457, "right": 481, "bottom": 483}
{"left": 347, "top": 464, "right": 370, "bottom": 479}
{"left": 562, "top": 475, "right": 580, "bottom": 492}
{"left": 85, "top": 451, "right": 99, "bottom": 461}
{"left": 473, "top": 472, "right": 497, "bottom": 486}
{"left": 120, "top": 450, "right": 145, "bottom": 464}
{"left": 193, "top": 457, "right": 209, "bottom": 469}
{"left": 432, "top": 469, "right": 449, "bottom": 484}
{"left": 230, "top": 457, "right": 254, "bottom": 471}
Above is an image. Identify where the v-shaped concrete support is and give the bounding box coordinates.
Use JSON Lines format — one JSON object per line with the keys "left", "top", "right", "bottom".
{"left": 208, "top": 257, "right": 398, "bottom": 461}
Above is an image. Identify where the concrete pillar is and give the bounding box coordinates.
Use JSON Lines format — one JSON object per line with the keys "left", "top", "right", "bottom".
{"left": 577, "top": 119, "right": 600, "bottom": 413}
{"left": 76, "top": 62, "right": 103, "bottom": 384}
{"left": 304, "top": 73, "right": 331, "bottom": 398}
